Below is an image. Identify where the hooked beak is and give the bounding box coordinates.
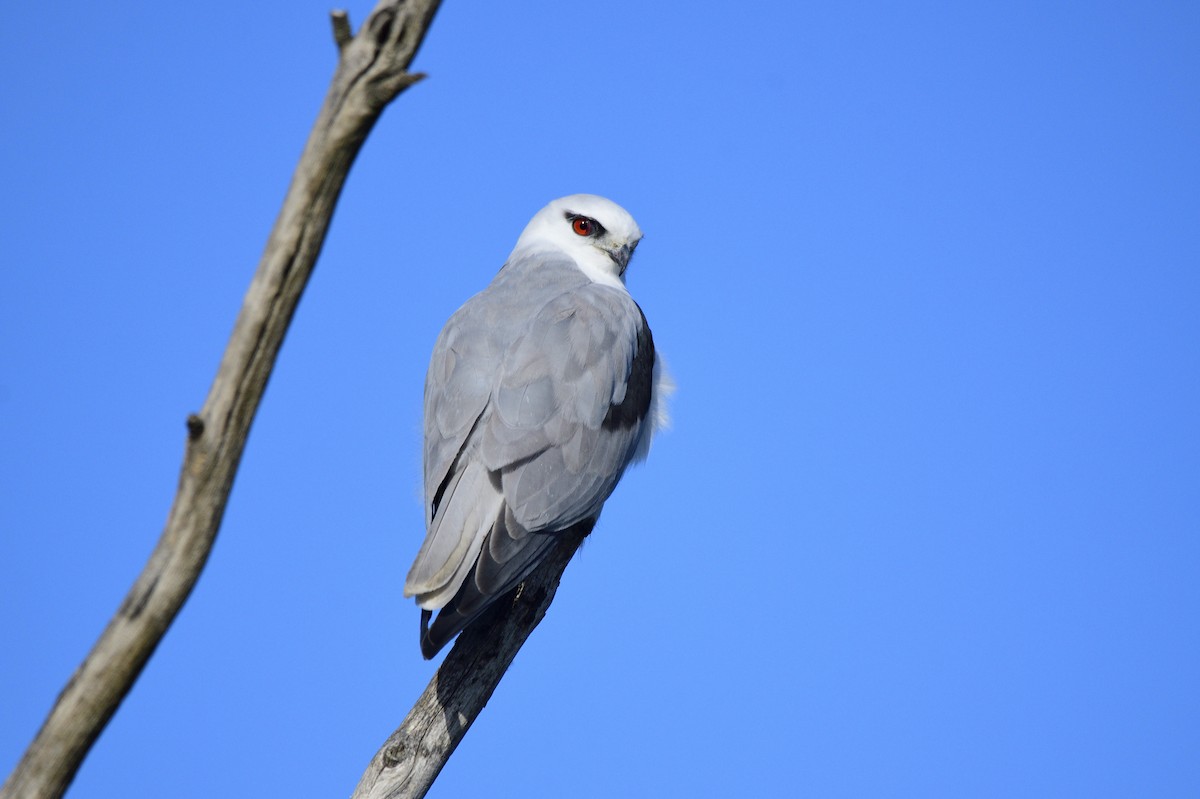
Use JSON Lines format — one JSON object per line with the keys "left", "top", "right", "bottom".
{"left": 604, "top": 239, "right": 639, "bottom": 276}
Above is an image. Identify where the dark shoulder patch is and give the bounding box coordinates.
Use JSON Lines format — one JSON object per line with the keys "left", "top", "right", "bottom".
{"left": 603, "top": 306, "right": 654, "bottom": 431}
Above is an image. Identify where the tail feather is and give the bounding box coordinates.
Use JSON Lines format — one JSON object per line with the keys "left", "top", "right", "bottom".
{"left": 404, "top": 460, "right": 501, "bottom": 608}
{"left": 417, "top": 518, "right": 595, "bottom": 659}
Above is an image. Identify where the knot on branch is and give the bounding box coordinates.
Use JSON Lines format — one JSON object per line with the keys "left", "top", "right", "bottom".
{"left": 186, "top": 414, "right": 205, "bottom": 440}
{"left": 368, "top": 7, "right": 397, "bottom": 48}
{"left": 382, "top": 740, "right": 408, "bottom": 768}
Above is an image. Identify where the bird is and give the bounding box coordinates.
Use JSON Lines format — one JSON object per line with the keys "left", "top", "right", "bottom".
{"left": 404, "top": 194, "right": 671, "bottom": 659}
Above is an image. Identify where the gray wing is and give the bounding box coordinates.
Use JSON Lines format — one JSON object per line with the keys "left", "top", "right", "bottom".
{"left": 404, "top": 291, "right": 505, "bottom": 611}
{"left": 480, "top": 285, "right": 654, "bottom": 531}
{"left": 404, "top": 272, "right": 655, "bottom": 658}
{"left": 421, "top": 299, "right": 501, "bottom": 528}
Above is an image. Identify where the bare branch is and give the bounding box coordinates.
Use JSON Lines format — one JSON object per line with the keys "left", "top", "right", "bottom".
{"left": 352, "top": 525, "right": 591, "bottom": 799}
{"left": 1, "top": 3, "right": 442, "bottom": 798}
{"left": 331, "top": 10, "right": 353, "bottom": 51}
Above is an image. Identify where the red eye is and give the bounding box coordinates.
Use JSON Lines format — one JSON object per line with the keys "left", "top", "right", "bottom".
{"left": 572, "top": 217, "right": 594, "bottom": 236}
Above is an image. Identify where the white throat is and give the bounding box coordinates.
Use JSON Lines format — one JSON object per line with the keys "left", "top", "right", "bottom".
{"left": 571, "top": 248, "right": 627, "bottom": 291}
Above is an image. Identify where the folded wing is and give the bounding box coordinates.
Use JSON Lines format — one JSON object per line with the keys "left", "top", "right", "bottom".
{"left": 405, "top": 270, "right": 655, "bottom": 658}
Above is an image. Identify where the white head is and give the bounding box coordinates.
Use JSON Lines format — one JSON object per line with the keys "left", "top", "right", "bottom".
{"left": 510, "top": 194, "right": 644, "bottom": 289}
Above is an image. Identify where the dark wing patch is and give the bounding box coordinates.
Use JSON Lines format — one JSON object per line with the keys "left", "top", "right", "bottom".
{"left": 604, "top": 306, "right": 654, "bottom": 431}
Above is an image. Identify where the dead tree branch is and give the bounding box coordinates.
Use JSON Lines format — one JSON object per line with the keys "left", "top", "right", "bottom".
{"left": 1, "top": 3, "right": 441, "bottom": 797}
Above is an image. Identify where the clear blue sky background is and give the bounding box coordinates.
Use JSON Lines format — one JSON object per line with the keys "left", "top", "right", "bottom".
{"left": 3, "top": 2, "right": 1198, "bottom": 796}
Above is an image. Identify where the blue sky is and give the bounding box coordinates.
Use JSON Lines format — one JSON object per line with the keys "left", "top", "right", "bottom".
{"left": 2, "top": 2, "right": 1198, "bottom": 796}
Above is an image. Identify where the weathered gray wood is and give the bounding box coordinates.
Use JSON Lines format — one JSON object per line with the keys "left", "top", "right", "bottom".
{"left": 351, "top": 524, "right": 592, "bottom": 799}
{"left": 0, "top": 4, "right": 442, "bottom": 798}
